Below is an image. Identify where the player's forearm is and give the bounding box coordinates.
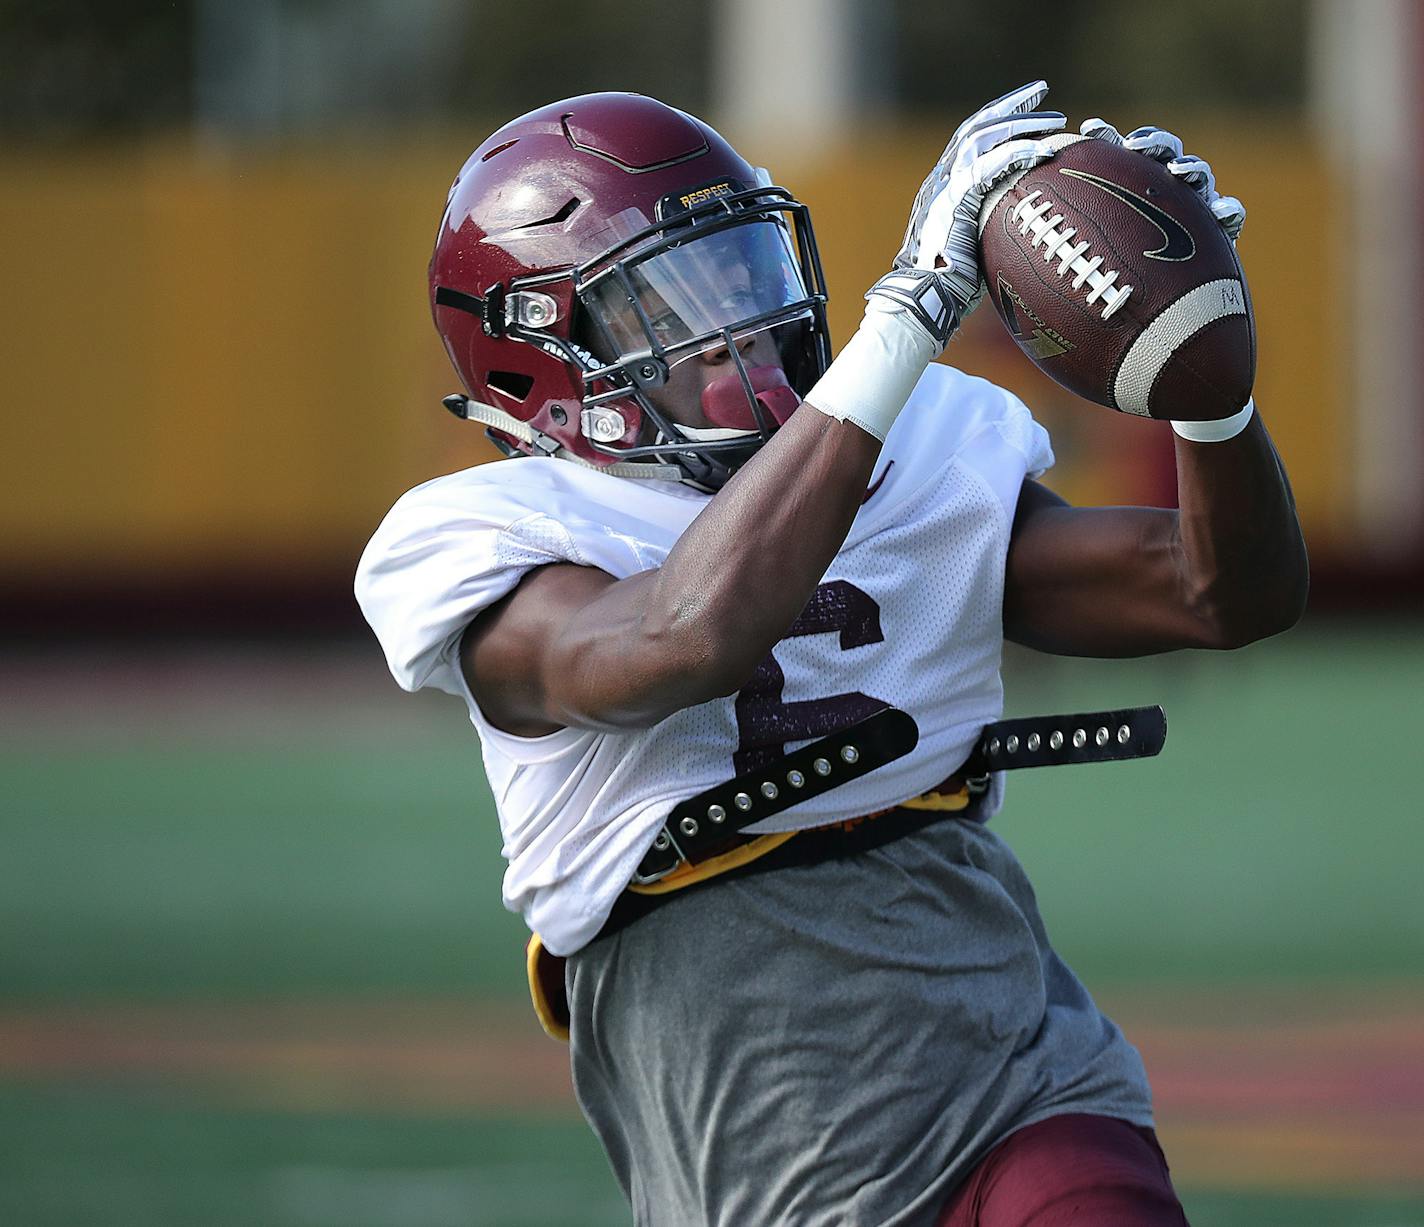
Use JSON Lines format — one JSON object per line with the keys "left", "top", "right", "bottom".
{"left": 544, "top": 89, "right": 1063, "bottom": 728}
{"left": 636, "top": 81, "right": 1063, "bottom": 697}
{"left": 631, "top": 406, "right": 882, "bottom": 702}
{"left": 1172, "top": 411, "right": 1308, "bottom": 645}
{"left": 537, "top": 406, "right": 881, "bottom": 731}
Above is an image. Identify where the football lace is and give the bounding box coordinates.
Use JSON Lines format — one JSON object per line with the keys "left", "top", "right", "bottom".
{"left": 1012, "top": 191, "right": 1133, "bottom": 320}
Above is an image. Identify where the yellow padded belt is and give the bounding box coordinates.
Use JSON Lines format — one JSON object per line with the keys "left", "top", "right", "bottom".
{"left": 627, "top": 831, "right": 798, "bottom": 896}
{"left": 526, "top": 934, "right": 570, "bottom": 1042}
{"left": 523, "top": 781, "right": 971, "bottom": 1042}
{"left": 897, "top": 788, "right": 972, "bottom": 813}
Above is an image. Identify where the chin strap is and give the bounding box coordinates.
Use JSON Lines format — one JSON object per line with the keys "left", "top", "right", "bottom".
{"left": 443, "top": 395, "right": 686, "bottom": 482}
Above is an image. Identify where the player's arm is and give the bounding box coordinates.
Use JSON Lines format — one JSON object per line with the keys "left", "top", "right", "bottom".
{"left": 463, "top": 409, "right": 880, "bottom": 735}
{"left": 1003, "top": 410, "right": 1308, "bottom": 656}
{"left": 464, "top": 84, "right": 1067, "bottom": 736}
{"left": 1003, "top": 120, "right": 1307, "bottom": 657}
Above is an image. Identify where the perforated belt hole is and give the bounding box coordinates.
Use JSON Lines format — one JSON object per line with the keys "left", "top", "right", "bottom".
{"left": 1027, "top": 733, "right": 1041, "bottom": 752}
{"left": 812, "top": 758, "right": 831, "bottom": 777}
{"left": 733, "top": 792, "right": 753, "bottom": 811}
{"left": 1096, "top": 727, "right": 1110, "bottom": 746}
{"left": 707, "top": 804, "right": 727, "bottom": 823}
{"left": 1072, "top": 729, "right": 1087, "bottom": 748}
{"left": 787, "top": 769, "right": 806, "bottom": 788}
{"left": 653, "top": 832, "right": 671, "bottom": 851}
{"left": 1005, "top": 735, "right": 1020, "bottom": 754}
{"left": 839, "top": 745, "right": 859, "bottom": 764}
{"left": 1049, "top": 730, "right": 1064, "bottom": 750}
{"left": 1117, "top": 724, "right": 1131, "bottom": 744}
{"left": 760, "top": 781, "right": 779, "bottom": 800}
{"left": 679, "top": 817, "right": 699, "bottom": 837}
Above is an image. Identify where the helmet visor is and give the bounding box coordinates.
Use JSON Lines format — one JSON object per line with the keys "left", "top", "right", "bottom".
{"left": 581, "top": 218, "right": 809, "bottom": 362}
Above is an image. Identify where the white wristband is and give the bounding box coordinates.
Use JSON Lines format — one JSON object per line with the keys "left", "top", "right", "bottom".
{"left": 804, "top": 307, "right": 938, "bottom": 442}
{"left": 1171, "top": 398, "right": 1255, "bottom": 443}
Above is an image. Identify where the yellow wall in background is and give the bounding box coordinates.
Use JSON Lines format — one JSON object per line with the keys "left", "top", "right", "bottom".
{"left": 3, "top": 143, "right": 455, "bottom": 576}
{"left": 3, "top": 128, "right": 1343, "bottom": 577}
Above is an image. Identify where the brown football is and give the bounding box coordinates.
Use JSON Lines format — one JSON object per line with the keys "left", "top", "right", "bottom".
{"left": 977, "top": 134, "right": 1254, "bottom": 421}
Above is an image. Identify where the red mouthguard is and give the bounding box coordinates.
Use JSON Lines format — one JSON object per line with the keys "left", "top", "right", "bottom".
{"left": 699, "top": 365, "right": 800, "bottom": 430}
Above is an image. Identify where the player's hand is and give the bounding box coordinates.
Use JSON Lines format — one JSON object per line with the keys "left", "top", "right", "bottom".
{"left": 868, "top": 82, "right": 1066, "bottom": 351}
{"left": 1080, "top": 118, "right": 1246, "bottom": 242}
{"left": 807, "top": 84, "right": 1062, "bottom": 442}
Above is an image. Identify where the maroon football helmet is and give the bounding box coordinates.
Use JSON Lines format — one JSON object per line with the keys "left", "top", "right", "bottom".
{"left": 429, "top": 92, "right": 830, "bottom": 490}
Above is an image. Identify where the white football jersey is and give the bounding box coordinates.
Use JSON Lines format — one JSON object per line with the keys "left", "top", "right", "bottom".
{"left": 357, "top": 364, "right": 1053, "bottom": 955}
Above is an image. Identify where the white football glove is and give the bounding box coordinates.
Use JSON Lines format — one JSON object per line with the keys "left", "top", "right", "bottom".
{"left": 869, "top": 82, "right": 1067, "bottom": 349}
{"left": 809, "top": 83, "right": 1065, "bottom": 441}
{"left": 1080, "top": 117, "right": 1246, "bottom": 242}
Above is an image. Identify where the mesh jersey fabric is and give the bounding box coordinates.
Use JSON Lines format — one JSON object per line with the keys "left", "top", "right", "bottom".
{"left": 356, "top": 364, "right": 1054, "bottom": 954}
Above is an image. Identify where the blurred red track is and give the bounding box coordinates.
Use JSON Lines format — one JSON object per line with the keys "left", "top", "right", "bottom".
{"left": 1, "top": 985, "right": 1420, "bottom": 1190}
{"left": 1104, "top": 985, "right": 1424, "bottom": 1189}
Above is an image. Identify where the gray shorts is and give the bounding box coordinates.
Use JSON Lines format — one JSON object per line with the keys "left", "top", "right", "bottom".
{"left": 565, "top": 816, "right": 1154, "bottom": 1227}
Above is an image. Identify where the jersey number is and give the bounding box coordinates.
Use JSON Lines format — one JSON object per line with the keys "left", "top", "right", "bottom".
{"left": 733, "top": 580, "right": 888, "bottom": 773}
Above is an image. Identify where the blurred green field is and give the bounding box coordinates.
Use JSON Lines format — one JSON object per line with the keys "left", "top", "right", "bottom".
{"left": 2, "top": 1088, "right": 1419, "bottom": 1227}
{"left": 2, "top": 618, "right": 1422, "bottom": 1225}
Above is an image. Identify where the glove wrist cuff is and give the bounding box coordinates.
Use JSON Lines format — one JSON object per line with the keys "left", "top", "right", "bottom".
{"left": 864, "top": 269, "right": 961, "bottom": 349}
{"left": 1171, "top": 398, "right": 1255, "bottom": 443}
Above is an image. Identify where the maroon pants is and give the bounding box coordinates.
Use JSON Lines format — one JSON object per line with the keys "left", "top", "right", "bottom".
{"left": 936, "top": 1114, "right": 1190, "bottom": 1227}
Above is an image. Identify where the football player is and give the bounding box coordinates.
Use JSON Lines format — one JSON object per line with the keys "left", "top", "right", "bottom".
{"left": 357, "top": 84, "right": 1307, "bottom": 1226}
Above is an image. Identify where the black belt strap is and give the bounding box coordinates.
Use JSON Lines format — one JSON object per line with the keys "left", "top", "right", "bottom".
{"left": 633, "top": 707, "right": 920, "bottom": 884}
{"left": 632, "top": 703, "right": 1167, "bottom": 885}
{"left": 961, "top": 705, "right": 1166, "bottom": 776}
